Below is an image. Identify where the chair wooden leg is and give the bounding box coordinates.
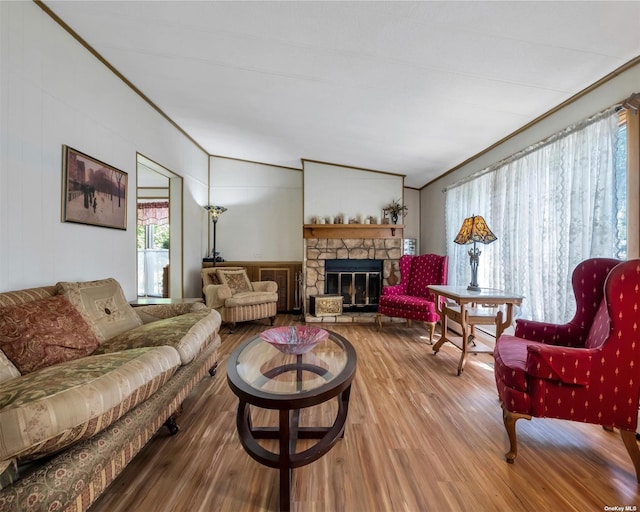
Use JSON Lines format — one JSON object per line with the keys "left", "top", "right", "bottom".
{"left": 425, "top": 322, "right": 435, "bottom": 344}
{"left": 502, "top": 406, "right": 531, "bottom": 463}
{"left": 376, "top": 314, "right": 383, "bottom": 331}
{"left": 269, "top": 316, "right": 276, "bottom": 326}
{"left": 620, "top": 428, "right": 640, "bottom": 483}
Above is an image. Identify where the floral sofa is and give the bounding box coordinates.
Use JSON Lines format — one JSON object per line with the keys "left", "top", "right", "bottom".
{"left": 0, "top": 278, "right": 221, "bottom": 512}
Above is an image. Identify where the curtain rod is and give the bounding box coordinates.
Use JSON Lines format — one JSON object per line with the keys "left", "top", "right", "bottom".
{"left": 442, "top": 99, "right": 631, "bottom": 194}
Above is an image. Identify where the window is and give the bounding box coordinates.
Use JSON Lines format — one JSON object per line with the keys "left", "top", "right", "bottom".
{"left": 445, "top": 108, "right": 626, "bottom": 323}
{"left": 137, "top": 201, "right": 169, "bottom": 297}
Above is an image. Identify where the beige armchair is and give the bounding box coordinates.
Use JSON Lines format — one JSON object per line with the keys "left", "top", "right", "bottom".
{"left": 201, "top": 267, "right": 278, "bottom": 332}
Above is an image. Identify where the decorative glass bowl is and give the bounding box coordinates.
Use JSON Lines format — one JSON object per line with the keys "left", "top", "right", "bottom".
{"left": 260, "top": 326, "right": 329, "bottom": 355}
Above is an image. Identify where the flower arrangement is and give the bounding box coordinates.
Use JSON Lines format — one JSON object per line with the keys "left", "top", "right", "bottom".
{"left": 383, "top": 199, "right": 408, "bottom": 223}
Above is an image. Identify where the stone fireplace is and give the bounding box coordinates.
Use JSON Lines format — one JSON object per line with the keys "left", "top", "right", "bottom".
{"left": 324, "top": 259, "right": 383, "bottom": 311}
{"left": 304, "top": 226, "right": 403, "bottom": 322}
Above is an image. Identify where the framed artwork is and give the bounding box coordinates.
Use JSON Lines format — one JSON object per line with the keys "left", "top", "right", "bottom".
{"left": 61, "top": 145, "right": 127, "bottom": 230}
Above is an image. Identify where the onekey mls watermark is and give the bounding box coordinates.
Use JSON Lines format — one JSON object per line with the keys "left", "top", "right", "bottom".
{"left": 604, "top": 507, "right": 637, "bottom": 511}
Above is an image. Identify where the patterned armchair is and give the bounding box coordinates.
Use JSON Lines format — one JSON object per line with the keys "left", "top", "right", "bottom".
{"left": 201, "top": 267, "right": 278, "bottom": 332}
{"left": 376, "top": 254, "right": 448, "bottom": 343}
{"left": 494, "top": 258, "right": 640, "bottom": 481}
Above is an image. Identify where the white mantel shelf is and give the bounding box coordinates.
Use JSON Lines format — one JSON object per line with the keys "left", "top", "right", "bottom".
{"left": 303, "top": 224, "right": 404, "bottom": 239}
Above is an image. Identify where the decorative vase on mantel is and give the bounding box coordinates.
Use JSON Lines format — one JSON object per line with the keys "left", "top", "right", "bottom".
{"left": 383, "top": 199, "right": 407, "bottom": 226}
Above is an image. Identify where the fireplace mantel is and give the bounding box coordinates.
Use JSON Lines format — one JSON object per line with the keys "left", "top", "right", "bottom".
{"left": 303, "top": 224, "right": 404, "bottom": 239}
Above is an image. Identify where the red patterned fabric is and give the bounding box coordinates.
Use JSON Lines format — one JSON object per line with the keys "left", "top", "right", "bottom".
{"left": 406, "top": 254, "right": 448, "bottom": 299}
{"left": 378, "top": 254, "right": 448, "bottom": 324}
{"left": 493, "top": 335, "right": 529, "bottom": 392}
{"left": 381, "top": 255, "right": 414, "bottom": 297}
{"left": 0, "top": 295, "right": 99, "bottom": 374}
{"left": 494, "top": 258, "right": 640, "bottom": 430}
{"left": 493, "top": 355, "right": 531, "bottom": 414}
{"left": 514, "top": 258, "right": 619, "bottom": 347}
{"left": 584, "top": 298, "right": 610, "bottom": 349}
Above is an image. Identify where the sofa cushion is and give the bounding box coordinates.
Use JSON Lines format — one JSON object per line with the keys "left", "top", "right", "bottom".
{"left": 93, "top": 310, "right": 220, "bottom": 365}
{"left": 0, "top": 346, "right": 180, "bottom": 463}
{"left": 225, "top": 291, "right": 278, "bottom": 308}
{"left": 56, "top": 278, "right": 142, "bottom": 343}
{"left": 378, "top": 294, "right": 436, "bottom": 313}
{"left": 216, "top": 269, "right": 252, "bottom": 294}
{"left": 0, "top": 295, "right": 99, "bottom": 374}
{"left": 0, "top": 458, "right": 17, "bottom": 491}
{"left": 134, "top": 302, "right": 207, "bottom": 324}
{"left": 494, "top": 335, "right": 530, "bottom": 392}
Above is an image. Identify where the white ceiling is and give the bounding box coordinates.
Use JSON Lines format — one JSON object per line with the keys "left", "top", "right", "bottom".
{"left": 44, "top": 1, "right": 640, "bottom": 188}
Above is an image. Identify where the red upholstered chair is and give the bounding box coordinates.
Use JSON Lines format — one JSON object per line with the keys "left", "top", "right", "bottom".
{"left": 376, "top": 254, "right": 448, "bottom": 343}
{"left": 494, "top": 258, "right": 640, "bottom": 481}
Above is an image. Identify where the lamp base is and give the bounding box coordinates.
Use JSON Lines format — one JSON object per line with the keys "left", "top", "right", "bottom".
{"left": 467, "top": 285, "right": 481, "bottom": 291}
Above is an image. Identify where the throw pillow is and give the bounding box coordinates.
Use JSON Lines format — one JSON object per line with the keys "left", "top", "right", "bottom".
{"left": 56, "top": 278, "right": 142, "bottom": 343}
{"left": 0, "top": 349, "right": 20, "bottom": 384}
{"left": 0, "top": 295, "right": 99, "bottom": 374}
{"left": 216, "top": 269, "right": 252, "bottom": 295}
{"left": 202, "top": 268, "right": 220, "bottom": 286}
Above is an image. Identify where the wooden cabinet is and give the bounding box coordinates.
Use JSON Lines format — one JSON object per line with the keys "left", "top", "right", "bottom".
{"left": 202, "top": 260, "right": 302, "bottom": 312}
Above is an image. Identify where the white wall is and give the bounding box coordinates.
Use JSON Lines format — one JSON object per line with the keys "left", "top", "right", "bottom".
{"left": 209, "top": 157, "right": 303, "bottom": 261}
{"left": 209, "top": 158, "right": 416, "bottom": 262}
{"left": 303, "top": 161, "right": 405, "bottom": 225}
{"left": 403, "top": 187, "right": 420, "bottom": 245}
{"left": 0, "top": 2, "right": 209, "bottom": 298}
{"left": 420, "top": 62, "right": 640, "bottom": 256}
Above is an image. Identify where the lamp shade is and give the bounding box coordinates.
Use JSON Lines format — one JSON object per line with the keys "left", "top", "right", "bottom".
{"left": 204, "top": 205, "right": 227, "bottom": 220}
{"left": 454, "top": 215, "right": 497, "bottom": 245}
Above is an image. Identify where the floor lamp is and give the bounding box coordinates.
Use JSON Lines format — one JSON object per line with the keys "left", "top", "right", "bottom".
{"left": 204, "top": 205, "right": 227, "bottom": 266}
{"left": 453, "top": 215, "right": 497, "bottom": 291}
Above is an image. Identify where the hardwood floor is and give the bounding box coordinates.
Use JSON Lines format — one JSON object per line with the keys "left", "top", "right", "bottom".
{"left": 90, "top": 316, "right": 640, "bottom": 511}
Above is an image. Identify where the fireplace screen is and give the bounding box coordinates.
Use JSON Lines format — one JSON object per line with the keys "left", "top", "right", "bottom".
{"left": 325, "top": 259, "right": 382, "bottom": 312}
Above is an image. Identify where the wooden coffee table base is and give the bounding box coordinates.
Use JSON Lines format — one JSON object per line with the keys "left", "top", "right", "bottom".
{"left": 227, "top": 331, "right": 357, "bottom": 512}
{"left": 236, "top": 384, "right": 352, "bottom": 512}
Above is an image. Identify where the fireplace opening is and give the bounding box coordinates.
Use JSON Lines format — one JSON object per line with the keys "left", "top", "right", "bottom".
{"left": 325, "top": 259, "right": 383, "bottom": 312}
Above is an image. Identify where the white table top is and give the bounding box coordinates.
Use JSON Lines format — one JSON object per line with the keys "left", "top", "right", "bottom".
{"left": 428, "top": 285, "right": 524, "bottom": 303}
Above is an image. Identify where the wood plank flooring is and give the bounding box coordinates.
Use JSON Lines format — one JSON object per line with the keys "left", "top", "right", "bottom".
{"left": 90, "top": 316, "right": 640, "bottom": 511}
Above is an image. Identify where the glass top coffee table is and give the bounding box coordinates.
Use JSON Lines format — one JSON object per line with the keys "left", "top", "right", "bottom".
{"left": 226, "top": 328, "right": 357, "bottom": 512}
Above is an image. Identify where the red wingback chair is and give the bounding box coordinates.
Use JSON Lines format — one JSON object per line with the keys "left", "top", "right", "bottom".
{"left": 494, "top": 258, "right": 640, "bottom": 481}
{"left": 376, "top": 254, "right": 448, "bottom": 343}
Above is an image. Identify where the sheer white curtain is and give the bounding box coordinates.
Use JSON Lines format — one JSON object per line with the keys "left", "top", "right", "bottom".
{"left": 445, "top": 108, "right": 622, "bottom": 323}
